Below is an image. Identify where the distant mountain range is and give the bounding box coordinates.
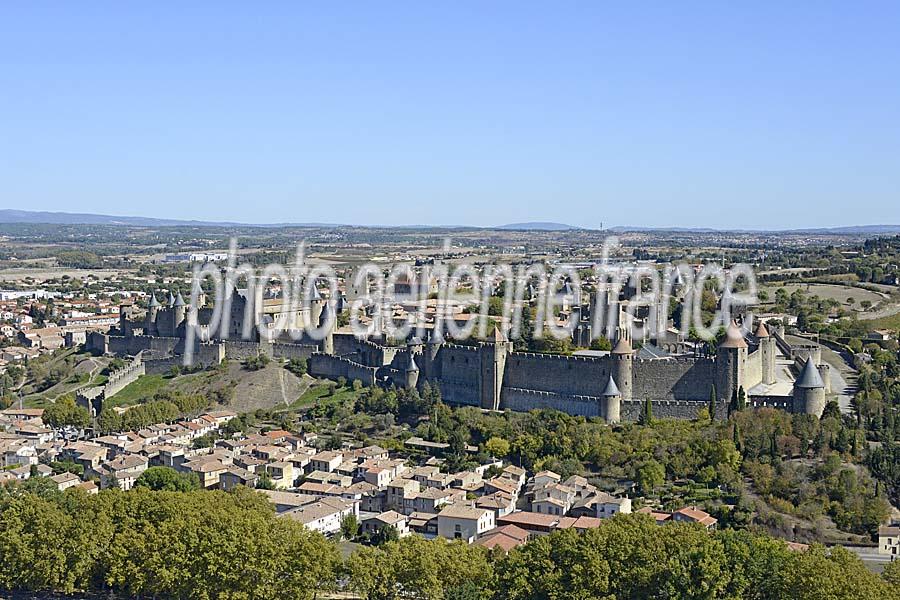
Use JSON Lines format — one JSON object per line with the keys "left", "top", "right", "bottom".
{"left": 1, "top": 209, "right": 898, "bottom": 234}
{"left": 0, "top": 209, "right": 337, "bottom": 228}
{"left": 497, "top": 222, "right": 580, "bottom": 231}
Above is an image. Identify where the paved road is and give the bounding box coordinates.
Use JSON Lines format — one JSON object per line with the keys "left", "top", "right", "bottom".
{"left": 841, "top": 545, "right": 896, "bottom": 573}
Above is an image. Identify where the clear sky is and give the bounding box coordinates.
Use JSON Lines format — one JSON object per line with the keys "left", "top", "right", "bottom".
{"left": 1, "top": 3, "right": 898, "bottom": 229}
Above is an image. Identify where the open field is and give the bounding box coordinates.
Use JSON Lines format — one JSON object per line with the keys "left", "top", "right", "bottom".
{"left": 762, "top": 282, "right": 886, "bottom": 309}
{"left": 0, "top": 267, "right": 127, "bottom": 282}
{"left": 864, "top": 312, "right": 900, "bottom": 331}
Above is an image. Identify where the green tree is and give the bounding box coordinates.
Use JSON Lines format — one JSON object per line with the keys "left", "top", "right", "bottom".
{"left": 637, "top": 460, "right": 665, "bottom": 495}
{"left": 340, "top": 513, "right": 360, "bottom": 540}
{"left": 41, "top": 394, "right": 91, "bottom": 429}
{"left": 346, "top": 536, "right": 491, "bottom": 600}
{"left": 256, "top": 472, "right": 276, "bottom": 490}
{"left": 484, "top": 436, "right": 511, "bottom": 458}
{"left": 134, "top": 466, "right": 200, "bottom": 492}
{"left": 640, "top": 396, "right": 653, "bottom": 425}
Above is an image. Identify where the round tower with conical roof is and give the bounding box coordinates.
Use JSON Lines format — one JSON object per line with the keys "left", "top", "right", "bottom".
{"left": 309, "top": 283, "right": 325, "bottom": 331}
{"left": 405, "top": 352, "right": 420, "bottom": 390}
{"left": 145, "top": 292, "right": 161, "bottom": 335}
{"left": 173, "top": 291, "right": 187, "bottom": 330}
{"left": 318, "top": 300, "right": 335, "bottom": 355}
{"left": 423, "top": 327, "right": 444, "bottom": 382}
{"left": 600, "top": 374, "right": 622, "bottom": 424}
{"left": 716, "top": 321, "right": 748, "bottom": 412}
{"left": 610, "top": 335, "right": 633, "bottom": 402}
{"left": 794, "top": 358, "right": 826, "bottom": 417}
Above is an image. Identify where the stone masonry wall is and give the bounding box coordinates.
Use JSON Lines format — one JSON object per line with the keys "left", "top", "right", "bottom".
{"left": 632, "top": 358, "right": 716, "bottom": 401}
{"left": 503, "top": 352, "right": 611, "bottom": 396}
{"left": 744, "top": 349, "right": 763, "bottom": 390}
{"left": 308, "top": 353, "right": 377, "bottom": 386}
{"left": 502, "top": 387, "right": 600, "bottom": 417}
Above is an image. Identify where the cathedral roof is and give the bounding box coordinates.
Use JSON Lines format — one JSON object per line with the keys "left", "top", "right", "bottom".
{"left": 601, "top": 375, "right": 621, "bottom": 397}
{"left": 795, "top": 359, "right": 825, "bottom": 389}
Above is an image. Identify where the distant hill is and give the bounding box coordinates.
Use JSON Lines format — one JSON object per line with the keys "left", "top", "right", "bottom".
{"left": 496, "top": 222, "right": 580, "bottom": 231}
{"left": 1, "top": 209, "right": 898, "bottom": 234}
{"left": 0, "top": 209, "right": 337, "bottom": 228}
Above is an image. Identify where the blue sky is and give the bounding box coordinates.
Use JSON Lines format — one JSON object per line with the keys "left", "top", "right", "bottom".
{"left": 1, "top": 3, "right": 898, "bottom": 229}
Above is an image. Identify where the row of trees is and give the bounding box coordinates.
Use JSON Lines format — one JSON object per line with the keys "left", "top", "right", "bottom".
{"left": 0, "top": 484, "right": 895, "bottom": 599}
{"left": 0, "top": 485, "right": 339, "bottom": 598}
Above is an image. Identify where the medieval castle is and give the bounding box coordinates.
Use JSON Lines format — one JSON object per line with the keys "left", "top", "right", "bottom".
{"left": 87, "top": 286, "right": 832, "bottom": 422}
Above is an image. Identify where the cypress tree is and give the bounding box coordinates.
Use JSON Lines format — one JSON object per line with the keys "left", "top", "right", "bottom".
{"left": 708, "top": 384, "right": 717, "bottom": 421}
{"left": 640, "top": 397, "right": 653, "bottom": 425}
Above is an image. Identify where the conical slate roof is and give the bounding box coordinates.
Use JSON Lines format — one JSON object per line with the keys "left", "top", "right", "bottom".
{"left": 611, "top": 337, "right": 633, "bottom": 355}
{"left": 601, "top": 375, "right": 621, "bottom": 397}
{"left": 720, "top": 321, "right": 748, "bottom": 349}
{"left": 168, "top": 292, "right": 176, "bottom": 307}
{"left": 428, "top": 327, "right": 444, "bottom": 344}
{"left": 318, "top": 301, "right": 334, "bottom": 327}
{"left": 310, "top": 285, "right": 322, "bottom": 301}
{"left": 406, "top": 353, "right": 419, "bottom": 372}
{"left": 148, "top": 293, "right": 160, "bottom": 308}
{"left": 173, "top": 292, "right": 186, "bottom": 307}
{"left": 795, "top": 359, "right": 825, "bottom": 389}
{"left": 754, "top": 320, "right": 769, "bottom": 338}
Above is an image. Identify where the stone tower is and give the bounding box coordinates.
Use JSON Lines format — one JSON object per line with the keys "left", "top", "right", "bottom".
{"left": 716, "top": 321, "right": 747, "bottom": 409}
{"left": 309, "top": 284, "right": 325, "bottom": 331}
{"left": 318, "top": 300, "right": 335, "bottom": 355}
{"left": 794, "top": 358, "right": 826, "bottom": 417}
{"left": 610, "top": 335, "right": 633, "bottom": 402}
{"left": 405, "top": 352, "right": 420, "bottom": 390}
{"left": 144, "top": 293, "right": 160, "bottom": 335}
{"left": 173, "top": 291, "right": 187, "bottom": 331}
{"left": 479, "top": 327, "right": 510, "bottom": 411}
{"left": 600, "top": 374, "right": 621, "bottom": 424}
{"left": 423, "top": 327, "right": 444, "bottom": 382}
{"left": 756, "top": 320, "right": 776, "bottom": 385}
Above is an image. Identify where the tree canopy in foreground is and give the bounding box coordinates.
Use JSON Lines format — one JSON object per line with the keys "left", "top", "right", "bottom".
{"left": 0, "top": 483, "right": 895, "bottom": 599}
